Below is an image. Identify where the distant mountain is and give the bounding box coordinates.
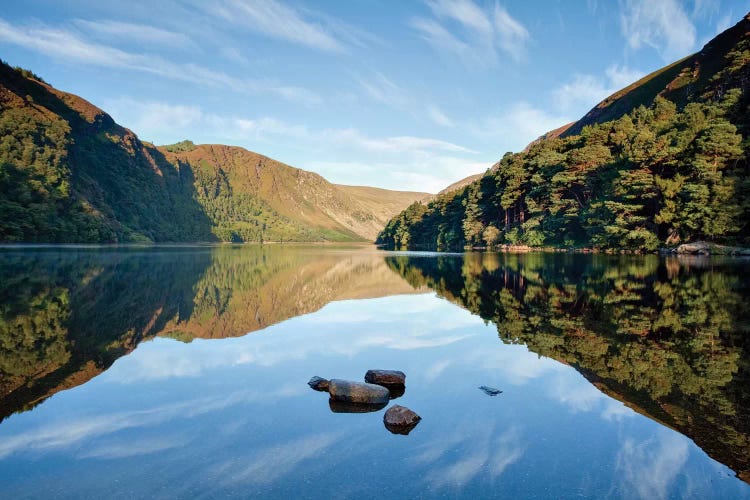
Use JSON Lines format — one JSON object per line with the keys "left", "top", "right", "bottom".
{"left": 379, "top": 12, "right": 750, "bottom": 251}
{"left": 0, "top": 62, "right": 427, "bottom": 243}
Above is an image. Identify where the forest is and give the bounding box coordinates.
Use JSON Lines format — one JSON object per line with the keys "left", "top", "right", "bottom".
{"left": 378, "top": 34, "right": 750, "bottom": 251}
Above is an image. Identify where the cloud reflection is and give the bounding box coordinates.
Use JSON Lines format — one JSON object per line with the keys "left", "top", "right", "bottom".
{"left": 615, "top": 430, "right": 689, "bottom": 500}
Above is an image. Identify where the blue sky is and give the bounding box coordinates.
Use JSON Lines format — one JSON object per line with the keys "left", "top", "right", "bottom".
{"left": 0, "top": 1, "right": 746, "bottom": 192}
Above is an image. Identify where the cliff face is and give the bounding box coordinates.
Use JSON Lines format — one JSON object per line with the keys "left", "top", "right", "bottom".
{"left": 0, "top": 62, "right": 428, "bottom": 243}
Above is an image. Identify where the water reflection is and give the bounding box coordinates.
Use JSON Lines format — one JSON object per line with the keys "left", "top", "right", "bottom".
{"left": 0, "top": 245, "right": 423, "bottom": 420}
{"left": 0, "top": 246, "right": 749, "bottom": 497}
{"left": 385, "top": 252, "right": 750, "bottom": 483}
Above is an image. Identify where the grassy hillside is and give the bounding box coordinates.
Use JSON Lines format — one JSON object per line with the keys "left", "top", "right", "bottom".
{"left": 379, "top": 13, "right": 750, "bottom": 251}
{"left": 0, "top": 63, "right": 426, "bottom": 243}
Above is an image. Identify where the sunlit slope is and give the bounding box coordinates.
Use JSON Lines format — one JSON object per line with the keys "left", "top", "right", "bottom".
{"left": 0, "top": 61, "right": 427, "bottom": 243}
{"left": 562, "top": 12, "right": 750, "bottom": 136}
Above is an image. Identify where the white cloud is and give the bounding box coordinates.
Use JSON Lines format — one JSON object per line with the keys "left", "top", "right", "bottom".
{"left": 73, "top": 19, "right": 196, "bottom": 50}
{"left": 102, "top": 98, "right": 487, "bottom": 191}
{"left": 552, "top": 64, "right": 645, "bottom": 113}
{"left": 0, "top": 18, "right": 320, "bottom": 106}
{"left": 616, "top": 430, "right": 690, "bottom": 500}
{"left": 412, "top": 0, "right": 529, "bottom": 66}
{"left": 620, "top": 0, "right": 696, "bottom": 61}
{"left": 492, "top": 3, "right": 530, "bottom": 61}
{"left": 427, "top": 104, "right": 455, "bottom": 127}
{"left": 200, "top": 0, "right": 372, "bottom": 53}
{"left": 470, "top": 101, "right": 571, "bottom": 152}
{"left": 356, "top": 71, "right": 409, "bottom": 108}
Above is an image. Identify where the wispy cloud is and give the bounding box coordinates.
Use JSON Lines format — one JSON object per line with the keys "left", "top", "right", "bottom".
{"left": 73, "top": 19, "right": 197, "bottom": 50}
{"left": 0, "top": 18, "right": 320, "bottom": 106}
{"left": 412, "top": 0, "right": 529, "bottom": 66}
{"left": 356, "top": 71, "right": 409, "bottom": 109}
{"left": 619, "top": 0, "right": 696, "bottom": 61}
{"left": 427, "top": 104, "right": 455, "bottom": 127}
{"left": 199, "top": 0, "right": 373, "bottom": 53}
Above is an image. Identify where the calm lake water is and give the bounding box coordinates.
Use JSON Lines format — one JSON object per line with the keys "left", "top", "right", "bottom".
{"left": 1, "top": 245, "right": 749, "bottom": 499}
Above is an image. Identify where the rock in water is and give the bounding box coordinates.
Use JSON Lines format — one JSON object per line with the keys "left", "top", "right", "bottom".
{"left": 308, "top": 376, "right": 329, "bottom": 391}
{"left": 479, "top": 385, "right": 502, "bottom": 396}
{"left": 365, "top": 369, "right": 406, "bottom": 386}
{"left": 328, "top": 379, "right": 390, "bottom": 404}
{"left": 383, "top": 405, "right": 421, "bottom": 435}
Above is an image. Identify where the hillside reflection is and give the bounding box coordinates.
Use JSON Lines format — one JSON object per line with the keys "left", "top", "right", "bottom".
{"left": 2, "top": 246, "right": 749, "bottom": 484}
{"left": 385, "top": 252, "right": 750, "bottom": 483}
{"left": 0, "top": 245, "right": 422, "bottom": 421}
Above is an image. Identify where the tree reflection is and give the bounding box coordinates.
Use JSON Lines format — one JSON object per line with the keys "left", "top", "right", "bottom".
{"left": 385, "top": 252, "right": 750, "bottom": 482}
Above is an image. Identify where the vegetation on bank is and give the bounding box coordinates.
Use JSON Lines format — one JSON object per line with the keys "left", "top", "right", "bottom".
{"left": 0, "top": 62, "right": 425, "bottom": 244}
{"left": 378, "top": 19, "right": 750, "bottom": 251}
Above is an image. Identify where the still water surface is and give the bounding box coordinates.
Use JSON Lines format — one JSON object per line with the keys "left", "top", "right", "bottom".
{"left": 0, "top": 245, "right": 748, "bottom": 498}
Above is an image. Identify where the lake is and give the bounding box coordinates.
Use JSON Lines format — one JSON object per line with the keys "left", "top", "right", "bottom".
{"left": 0, "top": 244, "right": 749, "bottom": 499}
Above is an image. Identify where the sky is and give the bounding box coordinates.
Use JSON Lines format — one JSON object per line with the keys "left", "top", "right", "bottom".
{"left": 0, "top": 1, "right": 747, "bottom": 193}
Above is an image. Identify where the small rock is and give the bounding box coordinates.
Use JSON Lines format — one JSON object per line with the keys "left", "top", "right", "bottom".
{"left": 365, "top": 369, "right": 406, "bottom": 386}
{"left": 328, "top": 379, "right": 390, "bottom": 404}
{"left": 329, "top": 400, "right": 387, "bottom": 413}
{"left": 383, "top": 405, "right": 421, "bottom": 435}
{"left": 308, "top": 376, "right": 329, "bottom": 391}
{"left": 479, "top": 385, "right": 502, "bottom": 396}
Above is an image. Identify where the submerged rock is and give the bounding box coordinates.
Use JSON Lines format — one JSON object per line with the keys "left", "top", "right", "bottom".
{"left": 365, "top": 369, "right": 406, "bottom": 386}
{"left": 383, "top": 405, "right": 421, "bottom": 435}
{"left": 308, "top": 376, "right": 329, "bottom": 391}
{"left": 479, "top": 385, "right": 502, "bottom": 396}
{"left": 328, "top": 379, "right": 390, "bottom": 404}
{"left": 329, "top": 400, "right": 387, "bottom": 413}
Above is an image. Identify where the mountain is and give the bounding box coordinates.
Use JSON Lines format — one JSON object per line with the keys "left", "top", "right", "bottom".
{"left": 562, "top": 12, "right": 750, "bottom": 137}
{"left": 0, "top": 62, "right": 428, "bottom": 243}
{"left": 378, "top": 13, "right": 750, "bottom": 251}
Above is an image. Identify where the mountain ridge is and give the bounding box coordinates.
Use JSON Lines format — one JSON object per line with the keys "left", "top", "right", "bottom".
{"left": 0, "top": 62, "right": 428, "bottom": 243}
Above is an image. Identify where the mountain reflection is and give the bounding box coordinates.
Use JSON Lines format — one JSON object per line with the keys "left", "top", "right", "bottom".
{"left": 0, "top": 245, "right": 423, "bottom": 421}
{"left": 385, "top": 252, "right": 750, "bottom": 483}
{"left": 1, "top": 246, "right": 749, "bottom": 484}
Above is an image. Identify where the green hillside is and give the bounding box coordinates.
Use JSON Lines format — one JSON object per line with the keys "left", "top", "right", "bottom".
{"left": 378, "top": 13, "right": 750, "bottom": 251}
{"left": 0, "top": 63, "right": 427, "bottom": 243}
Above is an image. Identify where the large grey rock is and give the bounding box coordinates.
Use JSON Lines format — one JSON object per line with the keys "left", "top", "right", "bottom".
{"left": 328, "top": 379, "right": 390, "bottom": 404}
{"left": 383, "top": 405, "right": 421, "bottom": 435}
{"left": 365, "top": 369, "right": 406, "bottom": 386}
{"left": 308, "top": 376, "right": 329, "bottom": 392}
